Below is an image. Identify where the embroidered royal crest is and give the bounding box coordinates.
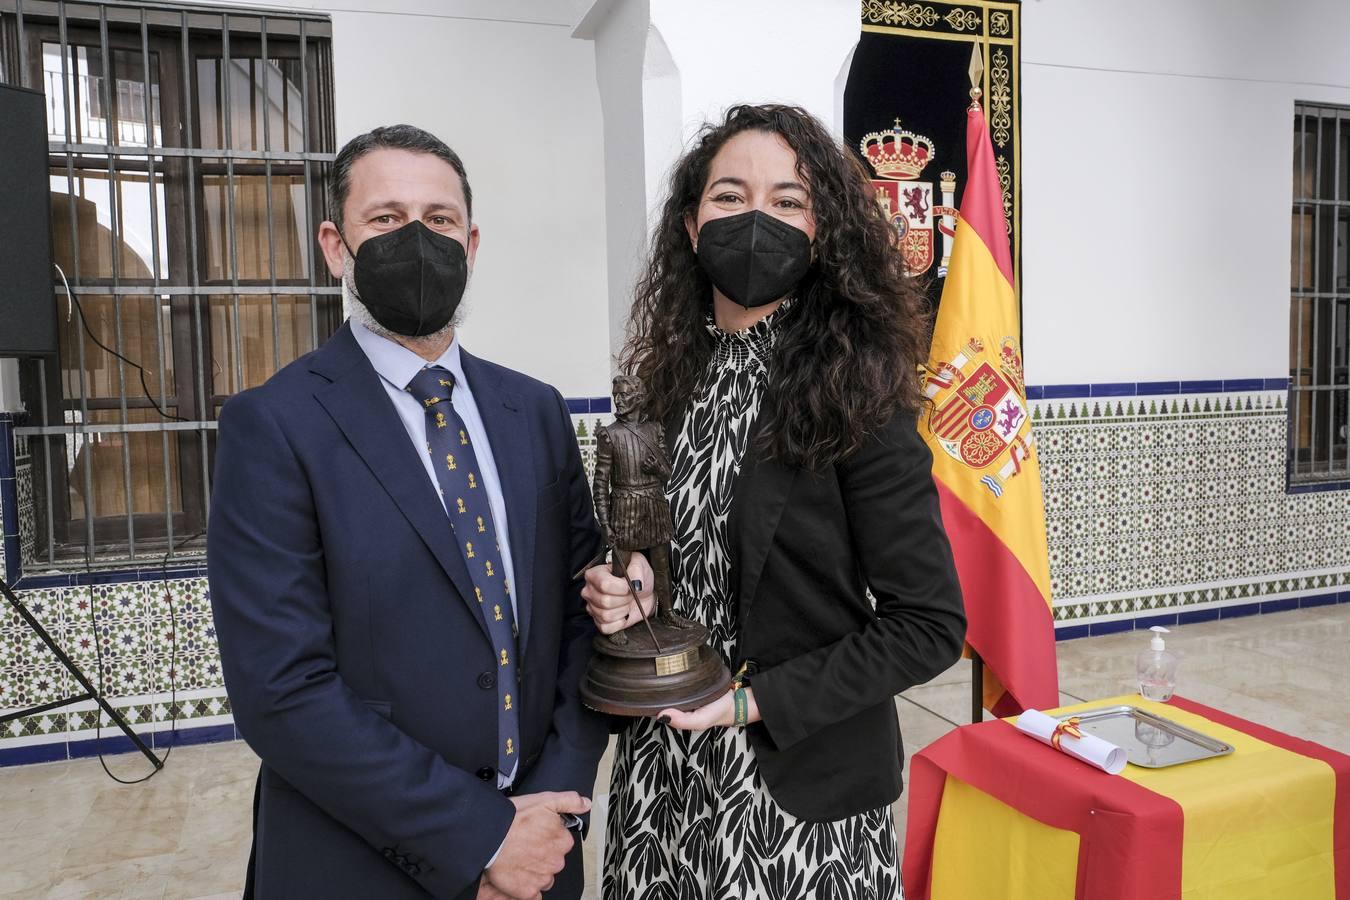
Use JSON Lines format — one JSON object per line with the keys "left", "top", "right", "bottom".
{"left": 860, "top": 119, "right": 959, "bottom": 278}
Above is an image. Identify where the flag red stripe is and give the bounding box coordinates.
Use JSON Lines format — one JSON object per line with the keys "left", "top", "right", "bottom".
{"left": 935, "top": 478, "right": 1059, "bottom": 712}
{"left": 899, "top": 751, "right": 949, "bottom": 898}
{"left": 988, "top": 689, "right": 1024, "bottom": 719}
{"left": 1168, "top": 696, "right": 1350, "bottom": 898}
{"left": 902, "top": 719, "right": 1184, "bottom": 899}
{"left": 960, "top": 106, "right": 1015, "bottom": 286}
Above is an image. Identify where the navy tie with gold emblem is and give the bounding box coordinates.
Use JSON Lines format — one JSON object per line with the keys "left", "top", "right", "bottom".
{"left": 406, "top": 366, "right": 519, "bottom": 779}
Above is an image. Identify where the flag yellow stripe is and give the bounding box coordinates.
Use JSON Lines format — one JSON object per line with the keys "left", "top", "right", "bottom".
{"left": 929, "top": 219, "right": 1018, "bottom": 355}
{"left": 922, "top": 218, "right": 1052, "bottom": 600}
{"left": 1055, "top": 696, "right": 1338, "bottom": 900}
{"left": 930, "top": 774, "right": 1080, "bottom": 899}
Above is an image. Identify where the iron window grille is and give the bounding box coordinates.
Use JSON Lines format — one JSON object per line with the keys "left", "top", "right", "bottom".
{"left": 1291, "top": 102, "right": 1350, "bottom": 486}
{"left": 0, "top": 0, "right": 340, "bottom": 568}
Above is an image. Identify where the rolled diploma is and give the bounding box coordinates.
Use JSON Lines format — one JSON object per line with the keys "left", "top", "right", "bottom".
{"left": 1015, "top": 709, "right": 1127, "bottom": 775}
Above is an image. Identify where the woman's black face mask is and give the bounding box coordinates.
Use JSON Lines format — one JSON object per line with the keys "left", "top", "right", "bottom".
{"left": 343, "top": 220, "right": 469, "bottom": 336}
{"left": 695, "top": 210, "right": 812, "bottom": 309}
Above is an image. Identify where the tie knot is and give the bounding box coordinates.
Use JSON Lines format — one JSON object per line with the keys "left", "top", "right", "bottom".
{"left": 407, "top": 366, "right": 455, "bottom": 408}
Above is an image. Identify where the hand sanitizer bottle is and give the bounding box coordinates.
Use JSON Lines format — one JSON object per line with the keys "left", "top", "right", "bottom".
{"left": 1136, "top": 626, "right": 1179, "bottom": 701}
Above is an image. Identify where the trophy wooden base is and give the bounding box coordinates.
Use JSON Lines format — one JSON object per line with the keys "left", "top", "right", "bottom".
{"left": 580, "top": 617, "right": 731, "bottom": 717}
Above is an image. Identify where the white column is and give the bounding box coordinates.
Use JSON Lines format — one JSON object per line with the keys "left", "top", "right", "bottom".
{"left": 574, "top": 0, "right": 657, "bottom": 367}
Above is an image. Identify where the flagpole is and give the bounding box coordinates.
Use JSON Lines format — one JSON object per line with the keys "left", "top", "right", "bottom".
{"left": 967, "top": 39, "right": 987, "bottom": 729}
{"left": 970, "top": 650, "right": 984, "bottom": 723}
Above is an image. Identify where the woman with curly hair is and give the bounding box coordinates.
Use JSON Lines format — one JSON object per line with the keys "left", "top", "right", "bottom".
{"left": 582, "top": 103, "right": 966, "bottom": 899}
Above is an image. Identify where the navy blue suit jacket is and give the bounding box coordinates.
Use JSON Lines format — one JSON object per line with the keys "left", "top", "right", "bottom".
{"left": 207, "top": 322, "right": 608, "bottom": 899}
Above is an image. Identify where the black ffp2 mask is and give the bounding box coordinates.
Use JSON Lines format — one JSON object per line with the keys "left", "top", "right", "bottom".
{"left": 344, "top": 220, "right": 469, "bottom": 336}
{"left": 695, "top": 210, "right": 812, "bottom": 308}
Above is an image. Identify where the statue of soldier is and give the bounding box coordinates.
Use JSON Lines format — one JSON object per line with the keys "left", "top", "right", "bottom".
{"left": 579, "top": 374, "right": 730, "bottom": 715}
{"left": 592, "top": 375, "right": 680, "bottom": 643}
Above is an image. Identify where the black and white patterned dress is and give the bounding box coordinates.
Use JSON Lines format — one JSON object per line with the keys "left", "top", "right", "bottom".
{"left": 602, "top": 302, "right": 904, "bottom": 900}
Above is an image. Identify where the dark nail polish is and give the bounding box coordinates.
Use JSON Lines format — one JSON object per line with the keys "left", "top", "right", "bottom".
{"left": 657, "top": 715, "right": 671, "bottom": 725}
{"left": 631, "top": 579, "right": 643, "bottom": 592}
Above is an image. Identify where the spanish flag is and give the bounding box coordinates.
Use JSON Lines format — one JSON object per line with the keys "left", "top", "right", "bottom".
{"left": 919, "top": 101, "right": 1057, "bottom": 716}
{"left": 903, "top": 695, "right": 1350, "bottom": 898}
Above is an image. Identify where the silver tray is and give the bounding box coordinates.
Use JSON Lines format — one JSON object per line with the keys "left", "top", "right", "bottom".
{"left": 1055, "top": 705, "right": 1234, "bottom": 769}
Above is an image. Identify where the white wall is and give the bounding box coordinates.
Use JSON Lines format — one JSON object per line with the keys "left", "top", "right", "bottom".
{"left": 1019, "top": 0, "right": 1350, "bottom": 385}
{"left": 198, "top": 0, "right": 612, "bottom": 397}
{"left": 579, "top": 0, "right": 1350, "bottom": 388}
{"left": 189, "top": 0, "right": 1350, "bottom": 391}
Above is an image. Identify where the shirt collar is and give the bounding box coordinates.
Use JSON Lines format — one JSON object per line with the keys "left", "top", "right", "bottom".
{"left": 350, "top": 317, "right": 467, "bottom": 392}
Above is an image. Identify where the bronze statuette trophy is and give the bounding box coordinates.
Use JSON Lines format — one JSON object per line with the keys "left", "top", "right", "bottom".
{"left": 580, "top": 375, "right": 731, "bottom": 716}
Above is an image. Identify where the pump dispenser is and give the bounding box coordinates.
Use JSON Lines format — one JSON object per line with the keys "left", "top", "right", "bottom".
{"left": 1136, "top": 626, "right": 1179, "bottom": 701}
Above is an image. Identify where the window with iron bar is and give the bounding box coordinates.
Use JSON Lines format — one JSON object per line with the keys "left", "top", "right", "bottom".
{"left": 1291, "top": 102, "right": 1350, "bottom": 486}
{"left": 0, "top": 0, "right": 340, "bottom": 568}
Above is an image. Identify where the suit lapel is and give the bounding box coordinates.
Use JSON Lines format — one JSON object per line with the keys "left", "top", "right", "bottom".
{"left": 310, "top": 325, "right": 490, "bottom": 643}
{"left": 729, "top": 446, "right": 796, "bottom": 625}
{"left": 461, "top": 350, "right": 538, "bottom": 653}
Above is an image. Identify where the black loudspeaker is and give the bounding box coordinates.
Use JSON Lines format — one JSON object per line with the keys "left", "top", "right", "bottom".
{"left": 0, "top": 82, "right": 58, "bottom": 357}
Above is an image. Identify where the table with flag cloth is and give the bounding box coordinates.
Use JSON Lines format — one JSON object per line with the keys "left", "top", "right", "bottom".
{"left": 902, "top": 694, "right": 1350, "bottom": 899}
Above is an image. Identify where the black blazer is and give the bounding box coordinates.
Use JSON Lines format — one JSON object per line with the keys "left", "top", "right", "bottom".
{"left": 207, "top": 323, "right": 607, "bottom": 899}
{"left": 678, "top": 407, "right": 965, "bottom": 822}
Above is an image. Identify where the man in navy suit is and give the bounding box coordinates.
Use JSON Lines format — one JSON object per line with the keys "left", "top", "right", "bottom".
{"left": 207, "top": 125, "right": 613, "bottom": 900}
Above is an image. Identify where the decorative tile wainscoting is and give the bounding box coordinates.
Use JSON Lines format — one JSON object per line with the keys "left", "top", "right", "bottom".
{"left": 0, "top": 571, "right": 236, "bottom": 765}
{"left": 1032, "top": 384, "right": 1350, "bottom": 637}
{"left": 1, "top": 388, "right": 1346, "bottom": 764}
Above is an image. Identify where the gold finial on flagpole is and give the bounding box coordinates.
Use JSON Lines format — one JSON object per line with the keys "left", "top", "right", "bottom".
{"left": 968, "top": 40, "right": 984, "bottom": 110}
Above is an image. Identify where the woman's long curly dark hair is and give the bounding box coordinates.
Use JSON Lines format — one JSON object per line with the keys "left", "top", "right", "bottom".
{"left": 621, "top": 103, "right": 932, "bottom": 470}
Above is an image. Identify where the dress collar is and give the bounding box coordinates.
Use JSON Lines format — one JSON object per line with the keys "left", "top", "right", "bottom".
{"left": 706, "top": 297, "right": 795, "bottom": 368}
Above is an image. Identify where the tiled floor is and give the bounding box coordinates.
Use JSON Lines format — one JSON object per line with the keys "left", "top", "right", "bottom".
{"left": 2, "top": 603, "right": 1346, "bottom": 899}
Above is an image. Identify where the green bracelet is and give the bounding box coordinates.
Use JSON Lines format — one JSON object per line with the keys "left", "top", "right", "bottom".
{"left": 733, "top": 687, "right": 749, "bottom": 727}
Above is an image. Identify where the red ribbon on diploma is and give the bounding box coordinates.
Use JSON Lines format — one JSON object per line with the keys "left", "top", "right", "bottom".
{"left": 1050, "top": 716, "right": 1083, "bottom": 752}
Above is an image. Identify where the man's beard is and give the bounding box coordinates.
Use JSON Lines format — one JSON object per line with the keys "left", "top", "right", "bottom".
{"left": 342, "top": 252, "right": 463, "bottom": 350}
